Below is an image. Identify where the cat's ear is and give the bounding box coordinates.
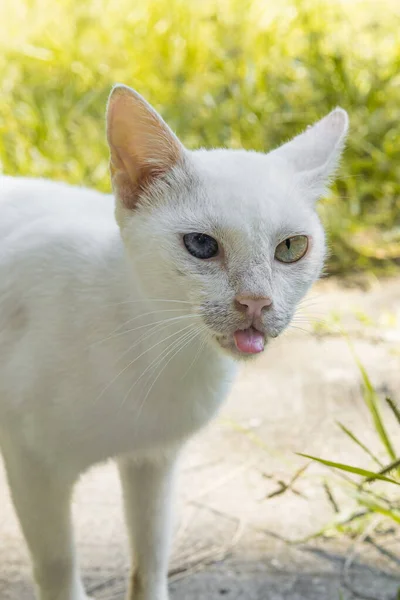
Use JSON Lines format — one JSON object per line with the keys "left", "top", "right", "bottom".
{"left": 106, "top": 84, "right": 184, "bottom": 209}
{"left": 272, "top": 108, "right": 349, "bottom": 201}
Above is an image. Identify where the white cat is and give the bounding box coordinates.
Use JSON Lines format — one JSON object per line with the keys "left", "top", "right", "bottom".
{"left": 0, "top": 85, "right": 348, "bottom": 600}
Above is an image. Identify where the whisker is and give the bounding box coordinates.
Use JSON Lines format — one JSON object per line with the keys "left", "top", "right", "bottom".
{"left": 134, "top": 325, "right": 207, "bottom": 421}
{"left": 288, "top": 325, "right": 314, "bottom": 336}
{"left": 298, "top": 294, "right": 323, "bottom": 305}
{"left": 151, "top": 325, "right": 207, "bottom": 387}
{"left": 71, "top": 326, "right": 203, "bottom": 450}
{"left": 140, "top": 327, "right": 201, "bottom": 394}
{"left": 110, "top": 318, "right": 196, "bottom": 367}
{"left": 111, "top": 315, "right": 202, "bottom": 372}
{"left": 297, "top": 305, "right": 323, "bottom": 314}
{"left": 296, "top": 302, "right": 325, "bottom": 311}
{"left": 105, "top": 298, "right": 194, "bottom": 307}
{"left": 92, "top": 312, "right": 199, "bottom": 347}
{"left": 117, "top": 325, "right": 202, "bottom": 415}
{"left": 111, "top": 308, "right": 192, "bottom": 335}
{"left": 91, "top": 322, "right": 197, "bottom": 407}
{"left": 291, "top": 315, "right": 323, "bottom": 323}
{"left": 294, "top": 315, "right": 326, "bottom": 322}
{"left": 297, "top": 316, "right": 323, "bottom": 323}
{"left": 180, "top": 331, "right": 208, "bottom": 381}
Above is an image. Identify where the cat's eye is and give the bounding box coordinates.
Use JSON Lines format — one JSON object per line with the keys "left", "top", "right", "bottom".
{"left": 183, "top": 233, "right": 219, "bottom": 259}
{"left": 275, "top": 235, "right": 308, "bottom": 263}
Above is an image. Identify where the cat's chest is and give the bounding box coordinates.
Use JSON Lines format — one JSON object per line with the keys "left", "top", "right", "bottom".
{"left": 66, "top": 341, "right": 237, "bottom": 467}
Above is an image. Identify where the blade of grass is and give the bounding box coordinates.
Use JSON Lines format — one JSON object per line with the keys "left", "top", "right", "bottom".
{"left": 363, "top": 457, "right": 400, "bottom": 484}
{"left": 290, "top": 508, "right": 371, "bottom": 544}
{"left": 323, "top": 480, "right": 340, "bottom": 513}
{"left": 347, "top": 340, "right": 396, "bottom": 461}
{"left": 297, "top": 454, "right": 400, "bottom": 485}
{"left": 386, "top": 397, "right": 400, "bottom": 426}
{"left": 336, "top": 421, "right": 383, "bottom": 468}
{"left": 354, "top": 493, "right": 400, "bottom": 525}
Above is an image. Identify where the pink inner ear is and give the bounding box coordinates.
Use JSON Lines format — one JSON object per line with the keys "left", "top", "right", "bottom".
{"left": 107, "top": 86, "right": 183, "bottom": 210}
{"left": 110, "top": 168, "right": 139, "bottom": 211}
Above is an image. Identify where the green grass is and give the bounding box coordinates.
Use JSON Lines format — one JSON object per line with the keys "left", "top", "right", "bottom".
{"left": 299, "top": 354, "right": 400, "bottom": 538}
{"left": 0, "top": 0, "right": 399, "bottom": 275}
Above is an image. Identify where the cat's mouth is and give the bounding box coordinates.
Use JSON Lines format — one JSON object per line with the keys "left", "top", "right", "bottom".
{"left": 215, "top": 326, "right": 267, "bottom": 358}
{"left": 233, "top": 327, "right": 265, "bottom": 354}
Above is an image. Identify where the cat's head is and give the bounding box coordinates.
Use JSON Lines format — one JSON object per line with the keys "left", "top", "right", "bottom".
{"left": 106, "top": 84, "right": 348, "bottom": 359}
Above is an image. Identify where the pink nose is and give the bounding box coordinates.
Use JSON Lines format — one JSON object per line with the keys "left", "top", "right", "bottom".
{"left": 235, "top": 295, "right": 272, "bottom": 318}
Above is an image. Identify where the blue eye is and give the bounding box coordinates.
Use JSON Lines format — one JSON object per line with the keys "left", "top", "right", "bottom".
{"left": 183, "top": 233, "right": 219, "bottom": 259}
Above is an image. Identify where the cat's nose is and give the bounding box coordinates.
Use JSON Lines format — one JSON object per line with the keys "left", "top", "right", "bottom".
{"left": 235, "top": 295, "right": 272, "bottom": 318}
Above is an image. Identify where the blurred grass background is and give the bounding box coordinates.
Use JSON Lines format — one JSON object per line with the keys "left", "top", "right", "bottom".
{"left": 0, "top": 0, "right": 399, "bottom": 276}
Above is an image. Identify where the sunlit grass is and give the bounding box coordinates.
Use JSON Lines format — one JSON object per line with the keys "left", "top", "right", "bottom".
{"left": 300, "top": 351, "right": 400, "bottom": 540}
{"left": 0, "top": 0, "right": 399, "bottom": 275}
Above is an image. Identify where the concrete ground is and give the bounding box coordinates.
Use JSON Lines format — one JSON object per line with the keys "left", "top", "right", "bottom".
{"left": 1, "top": 277, "right": 400, "bottom": 600}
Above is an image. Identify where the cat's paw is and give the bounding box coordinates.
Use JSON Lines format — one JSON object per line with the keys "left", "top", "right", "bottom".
{"left": 126, "top": 571, "right": 168, "bottom": 600}
{"left": 126, "top": 585, "right": 168, "bottom": 600}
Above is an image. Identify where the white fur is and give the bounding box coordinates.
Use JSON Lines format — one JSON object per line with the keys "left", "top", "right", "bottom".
{"left": 0, "top": 87, "right": 348, "bottom": 600}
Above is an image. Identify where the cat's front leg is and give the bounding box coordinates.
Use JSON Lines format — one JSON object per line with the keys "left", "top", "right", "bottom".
{"left": 2, "top": 444, "right": 89, "bottom": 600}
{"left": 118, "top": 451, "right": 179, "bottom": 600}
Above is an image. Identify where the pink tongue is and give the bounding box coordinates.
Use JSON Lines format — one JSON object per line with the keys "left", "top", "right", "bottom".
{"left": 234, "top": 328, "right": 265, "bottom": 354}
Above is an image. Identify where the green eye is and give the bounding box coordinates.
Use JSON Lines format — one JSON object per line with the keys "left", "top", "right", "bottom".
{"left": 275, "top": 235, "right": 309, "bottom": 263}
